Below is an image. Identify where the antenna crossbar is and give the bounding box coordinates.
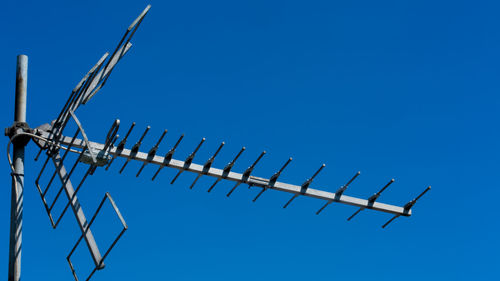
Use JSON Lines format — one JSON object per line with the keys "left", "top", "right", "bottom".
{"left": 36, "top": 129, "right": 411, "bottom": 217}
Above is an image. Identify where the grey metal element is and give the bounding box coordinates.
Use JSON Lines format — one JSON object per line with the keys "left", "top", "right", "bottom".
{"left": 207, "top": 147, "right": 245, "bottom": 193}
{"left": 38, "top": 129, "right": 413, "bottom": 217}
{"left": 8, "top": 54, "right": 27, "bottom": 281}
{"left": 152, "top": 134, "right": 184, "bottom": 181}
{"left": 69, "top": 110, "right": 96, "bottom": 164}
{"left": 37, "top": 4, "right": 150, "bottom": 162}
{"left": 35, "top": 135, "right": 83, "bottom": 228}
{"left": 119, "top": 126, "right": 150, "bottom": 173}
{"left": 137, "top": 129, "right": 167, "bottom": 177}
{"left": 51, "top": 152, "right": 104, "bottom": 268}
{"left": 103, "top": 120, "right": 120, "bottom": 152}
{"left": 106, "top": 122, "right": 135, "bottom": 171}
{"left": 226, "top": 151, "right": 266, "bottom": 197}
{"left": 283, "top": 164, "right": 325, "bottom": 208}
{"left": 81, "top": 43, "right": 132, "bottom": 105}
{"left": 189, "top": 142, "right": 224, "bottom": 189}
{"left": 347, "top": 179, "right": 394, "bottom": 221}
{"left": 382, "top": 186, "right": 431, "bottom": 228}
{"left": 253, "top": 157, "right": 292, "bottom": 202}
{"left": 316, "top": 171, "right": 361, "bottom": 215}
{"left": 81, "top": 4, "right": 151, "bottom": 105}
{"left": 41, "top": 53, "right": 109, "bottom": 157}
{"left": 79, "top": 150, "right": 112, "bottom": 167}
{"left": 67, "top": 192, "right": 128, "bottom": 281}
{"left": 171, "top": 137, "right": 205, "bottom": 184}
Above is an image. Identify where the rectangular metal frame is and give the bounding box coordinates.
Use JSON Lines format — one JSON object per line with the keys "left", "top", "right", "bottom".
{"left": 67, "top": 192, "right": 128, "bottom": 281}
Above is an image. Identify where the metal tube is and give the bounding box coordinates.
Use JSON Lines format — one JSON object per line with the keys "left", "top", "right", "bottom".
{"left": 8, "top": 55, "right": 27, "bottom": 281}
{"left": 14, "top": 55, "right": 27, "bottom": 122}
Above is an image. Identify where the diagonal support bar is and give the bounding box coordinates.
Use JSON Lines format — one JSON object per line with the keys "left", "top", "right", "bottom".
{"left": 51, "top": 153, "right": 104, "bottom": 268}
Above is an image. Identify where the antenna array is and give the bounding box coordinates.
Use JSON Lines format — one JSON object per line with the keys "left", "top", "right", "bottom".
{"left": 5, "top": 4, "right": 430, "bottom": 281}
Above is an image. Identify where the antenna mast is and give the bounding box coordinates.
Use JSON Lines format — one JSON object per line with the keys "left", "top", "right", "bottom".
{"left": 7, "top": 55, "right": 28, "bottom": 281}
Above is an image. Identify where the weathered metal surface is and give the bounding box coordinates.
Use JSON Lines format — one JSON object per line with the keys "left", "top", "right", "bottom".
{"left": 8, "top": 54, "right": 28, "bottom": 281}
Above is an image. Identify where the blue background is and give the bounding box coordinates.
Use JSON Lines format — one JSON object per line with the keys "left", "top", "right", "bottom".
{"left": 1, "top": 1, "right": 499, "bottom": 280}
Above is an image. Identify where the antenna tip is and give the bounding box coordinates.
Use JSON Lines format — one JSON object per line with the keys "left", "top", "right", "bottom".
{"left": 221, "top": 141, "right": 225, "bottom": 145}
{"left": 322, "top": 164, "right": 326, "bottom": 167}
{"left": 289, "top": 157, "right": 293, "bottom": 161}
{"left": 132, "top": 122, "right": 136, "bottom": 125}
{"left": 242, "top": 147, "right": 246, "bottom": 150}
{"left": 391, "top": 178, "right": 395, "bottom": 182}
{"left": 263, "top": 151, "right": 267, "bottom": 154}
{"left": 202, "top": 137, "right": 206, "bottom": 141}
{"left": 427, "top": 186, "right": 431, "bottom": 190}
{"left": 357, "top": 171, "right": 361, "bottom": 175}
{"left": 164, "top": 129, "right": 168, "bottom": 133}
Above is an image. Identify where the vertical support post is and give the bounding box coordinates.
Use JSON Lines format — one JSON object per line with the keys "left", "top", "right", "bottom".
{"left": 8, "top": 54, "right": 28, "bottom": 281}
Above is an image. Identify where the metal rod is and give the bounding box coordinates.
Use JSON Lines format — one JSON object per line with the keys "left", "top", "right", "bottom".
{"left": 170, "top": 138, "right": 205, "bottom": 185}
{"left": 189, "top": 174, "right": 202, "bottom": 190}
{"left": 317, "top": 171, "right": 360, "bottom": 215}
{"left": 46, "top": 129, "right": 82, "bottom": 212}
{"left": 120, "top": 125, "right": 148, "bottom": 173}
{"left": 52, "top": 153, "right": 103, "bottom": 268}
{"left": 41, "top": 52, "right": 108, "bottom": 158}
{"left": 106, "top": 122, "right": 135, "bottom": 171}
{"left": 152, "top": 134, "right": 184, "bottom": 181}
{"left": 348, "top": 179, "right": 395, "bottom": 221}
{"left": 336, "top": 171, "right": 361, "bottom": 196}
{"left": 315, "top": 202, "right": 330, "bottom": 215}
{"left": 283, "top": 195, "right": 299, "bottom": 208}
{"left": 207, "top": 178, "right": 221, "bottom": 193}
{"left": 137, "top": 129, "right": 167, "bottom": 177}
{"left": 244, "top": 151, "right": 266, "bottom": 177}
{"left": 347, "top": 208, "right": 363, "bottom": 221}
{"left": 382, "top": 215, "right": 400, "bottom": 228}
{"left": 226, "top": 182, "right": 241, "bottom": 197}
{"left": 103, "top": 119, "right": 120, "bottom": 151}
{"left": 190, "top": 142, "right": 225, "bottom": 189}
{"left": 284, "top": 164, "right": 325, "bottom": 209}
{"left": 254, "top": 157, "right": 292, "bottom": 202}
{"left": 8, "top": 55, "right": 27, "bottom": 281}
{"left": 252, "top": 188, "right": 266, "bottom": 202}
{"left": 227, "top": 151, "right": 265, "bottom": 197}
{"left": 212, "top": 147, "right": 245, "bottom": 192}
{"left": 53, "top": 167, "right": 92, "bottom": 227}
{"left": 404, "top": 186, "right": 431, "bottom": 210}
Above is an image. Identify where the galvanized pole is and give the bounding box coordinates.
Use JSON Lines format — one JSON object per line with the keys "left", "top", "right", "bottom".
{"left": 8, "top": 54, "right": 28, "bottom": 281}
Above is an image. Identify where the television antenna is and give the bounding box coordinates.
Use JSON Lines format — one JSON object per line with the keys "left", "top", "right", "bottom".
{"left": 5, "top": 5, "right": 431, "bottom": 281}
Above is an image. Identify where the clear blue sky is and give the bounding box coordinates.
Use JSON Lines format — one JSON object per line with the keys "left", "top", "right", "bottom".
{"left": 1, "top": 1, "right": 499, "bottom": 280}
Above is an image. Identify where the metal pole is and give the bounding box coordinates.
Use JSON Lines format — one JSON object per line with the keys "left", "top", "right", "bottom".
{"left": 8, "top": 54, "right": 28, "bottom": 281}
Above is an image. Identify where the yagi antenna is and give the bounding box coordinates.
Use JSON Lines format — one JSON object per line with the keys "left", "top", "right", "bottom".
{"left": 5, "top": 4, "right": 431, "bottom": 281}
